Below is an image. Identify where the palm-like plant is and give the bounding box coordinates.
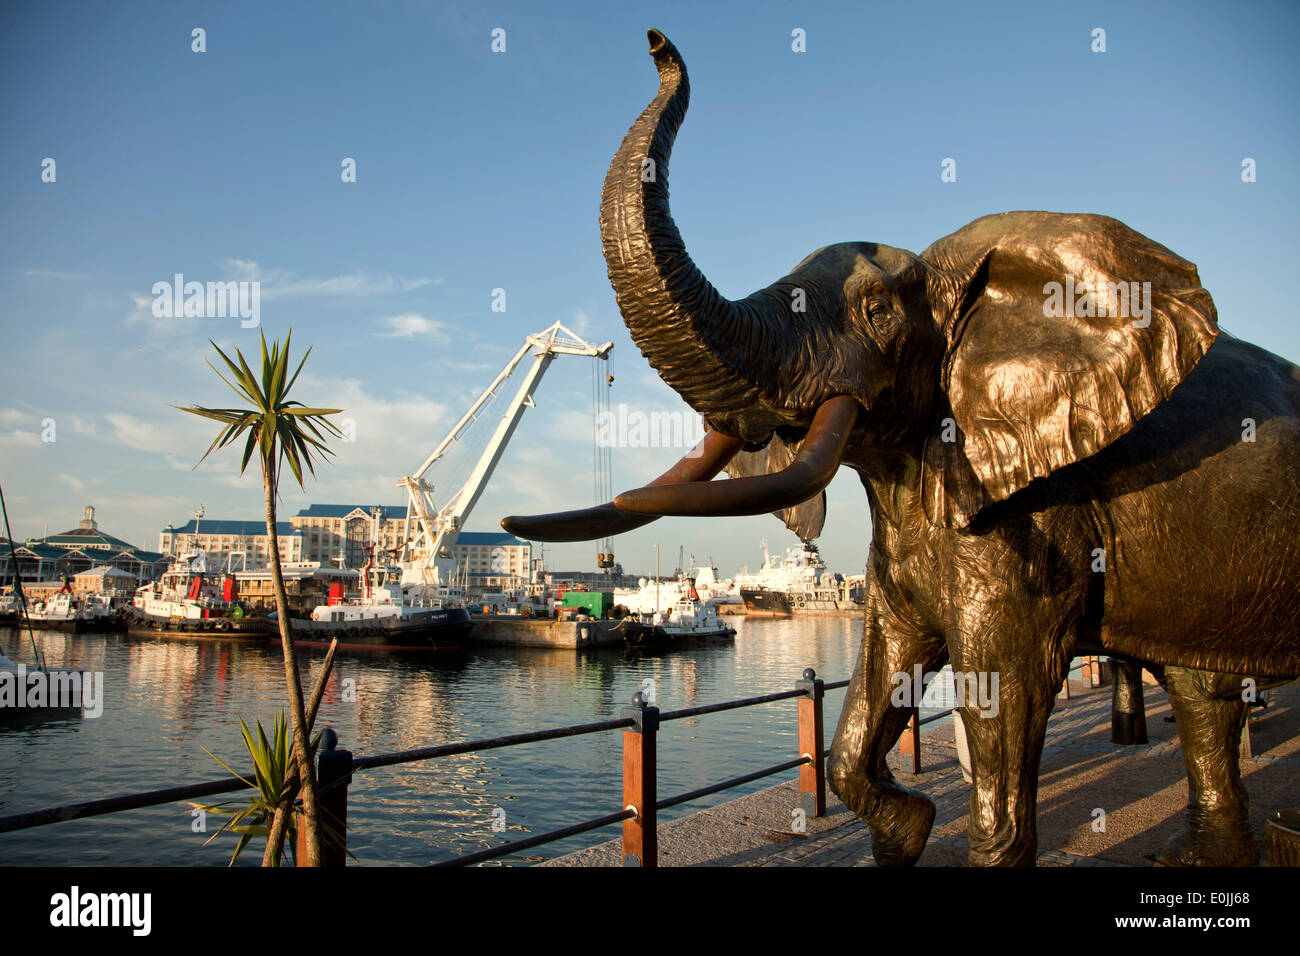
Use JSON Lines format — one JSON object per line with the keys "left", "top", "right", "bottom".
{"left": 191, "top": 714, "right": 319, "bottom": 866}
{"left": 176, "top": 329, "right": 342, "bottom": 866}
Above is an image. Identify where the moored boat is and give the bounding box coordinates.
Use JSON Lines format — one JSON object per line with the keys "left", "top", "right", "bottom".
{"left": 24, "top": 585, "right": 124, "bottom": 633}
{"left": 740, "top": 585, "right": 794, "bottom": 616}
{"left": 618, "top": 582, "right": 736, "bottom": 646}
{"left": 285, "top": 548, "right": 470, "bottom": 651}
{"left": 738, "top": 540, "right": 864, "bottom": 616}
{"left": 125, "top": 552, "right": 270, "bottom": 637}
{"left": 0, "top": 650, "right": 89, "bottom": 720}
{"left": 0, "top": 590, "right": 17, "bottom": 623}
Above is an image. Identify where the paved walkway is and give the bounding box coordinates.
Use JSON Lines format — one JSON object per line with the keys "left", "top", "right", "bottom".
{"left": 542, "top": 674, "right": 1298, "bottom": 867}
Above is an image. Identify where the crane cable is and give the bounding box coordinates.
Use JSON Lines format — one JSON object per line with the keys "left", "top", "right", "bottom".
{"left": 592, "top": 351, "right": 615, "bottom": 569}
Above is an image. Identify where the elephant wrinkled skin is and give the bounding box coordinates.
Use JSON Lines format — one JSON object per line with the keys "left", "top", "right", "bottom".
{"left": 503, "top": 29, "right": 1300, "bottom": 866}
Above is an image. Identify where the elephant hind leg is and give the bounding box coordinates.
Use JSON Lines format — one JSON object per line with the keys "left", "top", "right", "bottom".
{"left": 1161, "top": 665, "right": 1259, "bottom": 867}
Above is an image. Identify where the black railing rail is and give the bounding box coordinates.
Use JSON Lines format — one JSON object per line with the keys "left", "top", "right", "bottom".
{"left": 351, "top": 716, "right": 637, "bottom": 772}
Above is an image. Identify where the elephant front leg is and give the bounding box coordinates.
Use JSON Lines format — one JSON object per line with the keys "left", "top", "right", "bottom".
{"left": 955, "top": 660, "right": 1057, "bottom": 866}
{"left": 1160, "top": 666, "right": 1259, "bottom": 866}
{"left": 828, "top": 588, "right": 946, "bottom": 866}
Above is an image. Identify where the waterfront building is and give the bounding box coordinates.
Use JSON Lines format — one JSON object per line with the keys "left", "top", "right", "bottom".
{"left": 152, "top": 504, "right": 532, "bottom": 592}
{"left": 158, "top": 519, "right": 304, "bottom": 571}
{"left": 0, "top": 543, "right": 68, "bottom": 587}
{"left": 289, "top": 504, "right": 531, "bottom": 589}
{"left": 290, "top": 504, "right": 409, "bottom": 568}
{"left": 456, "top": 531, "right": 533, "bottom": 591}
{"left": 73, "top": 565, "right": 138, "bottom": 600}
{"left": 0, "top": 507, "right": 168, "bottom": 587}
{"left": 21, "top": 579, "right": 76, "bottom": 602}
{"left": 13, "top": 566, "right": 137, "bottom": 605}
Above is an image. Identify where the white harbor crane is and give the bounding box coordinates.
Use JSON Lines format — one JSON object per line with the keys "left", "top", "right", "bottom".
{"left": 396, "top": 321, "right": 612, "bottom": 592}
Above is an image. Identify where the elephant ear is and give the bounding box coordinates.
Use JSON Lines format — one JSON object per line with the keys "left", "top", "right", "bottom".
{"left": 919, "top": 211, "right": 1219, "bottom": 529}
{"left": 724, "top": 436, "right": 827, "bottom": 541}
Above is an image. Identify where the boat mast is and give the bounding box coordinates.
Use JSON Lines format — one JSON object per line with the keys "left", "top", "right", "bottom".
{"left": 655, "top": 544, "right": 660, "bottom": 617}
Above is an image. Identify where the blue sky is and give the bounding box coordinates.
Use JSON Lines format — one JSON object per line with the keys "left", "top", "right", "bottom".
{"left": 2, "top": 0, "right": 1297, "bottom": 577}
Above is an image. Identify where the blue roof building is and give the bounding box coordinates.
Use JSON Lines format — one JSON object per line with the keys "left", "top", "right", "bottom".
{"left": 289, "top": 504, "right": 530, "bottom": 580}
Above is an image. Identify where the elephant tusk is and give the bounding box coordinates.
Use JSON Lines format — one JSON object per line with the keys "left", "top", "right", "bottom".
{"left": 613, "top": 396, "right": 859, "bottom": 517}
{"left": 500, "top": 430, "right": 745, "bottom": 542}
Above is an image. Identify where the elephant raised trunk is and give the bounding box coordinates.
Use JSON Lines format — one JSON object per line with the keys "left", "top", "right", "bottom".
{"left": 505, "top": 29, "right": 875, "bottom": 542}
{"left": 600, "top": 29, "right": 802, "bottom": 442}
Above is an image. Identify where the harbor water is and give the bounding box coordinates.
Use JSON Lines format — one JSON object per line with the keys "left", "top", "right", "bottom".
{"left": 0, "top": 616, "right": 890, "bottom": 866}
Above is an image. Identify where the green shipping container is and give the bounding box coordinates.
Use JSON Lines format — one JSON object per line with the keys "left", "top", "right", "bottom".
{"left": 561, "top": 591, "right": 614, "bottom": 617}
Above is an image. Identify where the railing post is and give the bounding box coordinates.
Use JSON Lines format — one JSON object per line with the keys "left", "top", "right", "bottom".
{"left": 898, "top": 709, "right": 921, "bottom": 774}
{"left": 317, "top": 728, "right": 353, "bottom": 867}
{"left": 1111, "top": 660, "right": 1149, "bottom": 745}
{"left": 796, "top": 667, "right": 825, "bottom": 818}
{"left": 621, "top": 691, "right": 659, "bottom": 867}
{"left": 296, "top": 727, "right": 353, "bottom": 867}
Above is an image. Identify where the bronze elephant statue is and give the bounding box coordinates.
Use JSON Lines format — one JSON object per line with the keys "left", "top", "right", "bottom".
{"left": 504, "top": 29, "right": 1300, "bottom": 866}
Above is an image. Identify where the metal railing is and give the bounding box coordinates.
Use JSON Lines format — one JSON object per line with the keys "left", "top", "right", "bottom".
{"left": 0, "top": 657, "right": 1108, "bottom": 866}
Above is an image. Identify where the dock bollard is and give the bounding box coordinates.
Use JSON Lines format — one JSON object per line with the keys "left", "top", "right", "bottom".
{"left": 621, "top": 691, "right": 659, "bottom": 867}
{"left": 898, "top": 710, "right": 922, "bottom": 774}
{"left": 1110, "top": 660, "right": 1149, "bottom": 745}
{"left": 296, "top": 727, "right": 353, "bottom": 867}
{"left": 1265, "top": 810, "right": 1300, "bottom": 867}
{"left": 796, "top": 668, "right": 825, "bottom": 817}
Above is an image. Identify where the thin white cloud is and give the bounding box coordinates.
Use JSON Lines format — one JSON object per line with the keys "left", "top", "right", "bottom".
{"left": 300, "top": 376, "right": 450, "bottom": 472}
{"left": 124, "top": 260, "right": 442, "bottom": 330}
{"left": 67, "top": 416, "right": 98, "bottom": 438}
{"left": 105, "top": 412, "right": 200, "bottom": 457}
{"left": 58, "top": 473, "right": 87, "bottom": 493}
{"left": 220, "top": 259, "right": 439, "bottom": 299}
{"left": 24, "top": 267, "right": 91, "bottom": 281}
{"left": 124, "top": 292, "right": 169, "bottom": 330}
{"left": 0, "top": 430, "right": 41, "bottom": 449}
{"left": 380, "top": 313, "right": 451, "bottom": 341}
{"left": 104, "top": 412, "right": 160, "bottom": 453}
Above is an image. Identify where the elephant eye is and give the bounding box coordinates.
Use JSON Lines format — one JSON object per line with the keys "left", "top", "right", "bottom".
{"left": 866, "top": 295, "right": 899, "bottom": 337}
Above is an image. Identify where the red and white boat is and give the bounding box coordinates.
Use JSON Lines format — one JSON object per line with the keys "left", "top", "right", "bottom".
{"left": 125, "top": 551, "right": 268, "bottom": 636}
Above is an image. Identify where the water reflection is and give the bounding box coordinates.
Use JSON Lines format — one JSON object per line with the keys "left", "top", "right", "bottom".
{"left": 0, "top": 616, "right": 866, "bottom": 865}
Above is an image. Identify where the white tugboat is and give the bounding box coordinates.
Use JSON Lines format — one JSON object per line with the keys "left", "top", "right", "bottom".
{"left": 290, "top": 545, "right": 471, "bottom": 651}
{"left": 618, "top": 579, "right": 736, "bottom": 646}
{"left": 25, "top": 583, "right": 122, "bottom": 633}
{"left": 125, "top": 550, "right": 268, "bottom": 636}
{"left": 0, "top": 590, "right": 17, "bottom": 622}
